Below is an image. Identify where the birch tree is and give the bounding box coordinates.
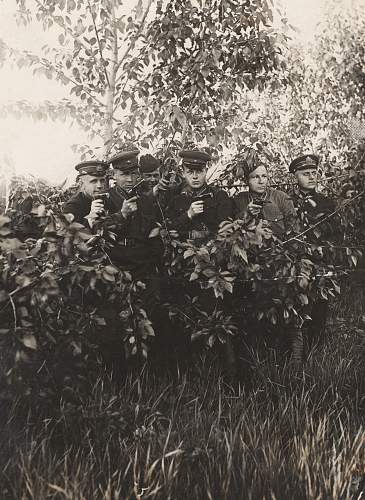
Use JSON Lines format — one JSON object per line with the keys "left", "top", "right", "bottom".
{"left": 2, "top": 0, "right": 286, "bottom": 160}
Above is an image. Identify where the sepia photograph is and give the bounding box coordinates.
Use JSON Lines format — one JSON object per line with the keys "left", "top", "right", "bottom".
{"left": 0, "top": 0, "right": 365, "bottom": 498}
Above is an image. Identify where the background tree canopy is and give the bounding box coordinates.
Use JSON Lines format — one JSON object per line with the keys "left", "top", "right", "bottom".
{"left": 1, "top": 0, "right": 285, "bottom": 162}
{"left": 0, "top": 0, "right": 364, "bottom": 185}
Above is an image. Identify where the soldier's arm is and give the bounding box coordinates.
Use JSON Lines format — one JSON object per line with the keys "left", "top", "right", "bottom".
{"left": 140, "top": 197, "right": 164, "bottom": 263}
{"left": 277, "top": 191, "right": 299, "bottom": 233}
{"left": 63, "top": 197, "right": 89, "bottom": 226}
{"left": 154, "top": 185, "right": 175, "bottom": 211}
{"left": 216, "top": 190, "right": 233, "bottom": 224}
{"left": 166, "top": 206, "right": 192, "bottom": 231}
{"left": 164, "top": 192, "right": 193, "bottom": 231}
{"left": 233, "top": 192, "right": 249, "bottom": 220}
{"left": 103, "top": 195, "right": 139, "bottom": 231}
{"left": 103, "top": 211, "right": 129, "bottom": 232}
{"left": 315, "top": 196, "right": 338, "bottom": 240}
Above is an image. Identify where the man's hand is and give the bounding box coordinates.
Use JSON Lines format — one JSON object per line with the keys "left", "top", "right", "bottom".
{"left": 121, "top": 196, "right": 138, "bottom": 219}
{"left": 187, "top": 200, "right": 204, "bottom": 219}
{"left": 87, "top": 199, "right": 105, "bottom": 221}
{"left": 247, "top": 201, "right": 263, "bottom": 217}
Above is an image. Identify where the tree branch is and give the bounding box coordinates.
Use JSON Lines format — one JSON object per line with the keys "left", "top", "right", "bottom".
{"left": 8, "top": 293, "right": 17, "bottom": 329}
{"left": 34, "top": 0, "right": 90, "bottom": 53}
{"left": 39, "top": 59, "right": 107, "bottom": 109}
{"left": 34, "top": 0, "right": 111, "bottom": 92}
{"left": 7, "top": 41, "right": 107, "bottom": 110}
{"left": 114, "top": 0, "right": 154, "bottom": 79}
{"left": 86, "top": 0, "right": 111, "bottom": 88}
{"left": 103, "top": 0, "right": 118, "bottom": 155}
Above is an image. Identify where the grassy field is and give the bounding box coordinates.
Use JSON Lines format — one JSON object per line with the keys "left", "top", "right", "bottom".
{"left": 1, "top": 302, "right": 365, "bottom": 499}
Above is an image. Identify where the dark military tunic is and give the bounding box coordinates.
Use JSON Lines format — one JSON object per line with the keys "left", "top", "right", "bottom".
{"left": 63, "top": 188, "right": 163, "bottom": 276}
{"left": 289, "top": 189, "right": 337, "bottom": 349}
{"left": 161, "top": 184, "right": 232, "bottom": 241}
{"left": 289, "top": 189, "right": 336, "bottom": 241}
{"left": 105, "top": 186, "right": 163, "bottom": 276}
{"left": 63, "top": 191, "right": 117, "bottom": 225}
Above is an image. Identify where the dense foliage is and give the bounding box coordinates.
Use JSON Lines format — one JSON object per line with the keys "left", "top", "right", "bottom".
{"left": 1, "top": 155, "right": 364, "bottom": 405}
{"left": 0, "top": 178, "right": 155, "bottom": 404}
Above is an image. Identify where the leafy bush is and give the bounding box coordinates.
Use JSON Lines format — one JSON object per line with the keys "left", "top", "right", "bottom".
{"left": 0, "top": 180, "right": 154, "bottom": 406}
{"left": 1, "top": 152, "right": 365, "bottom": 406}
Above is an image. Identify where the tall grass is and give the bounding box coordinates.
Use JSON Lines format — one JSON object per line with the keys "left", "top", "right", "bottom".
{"left": 1, "top": 315, "right": 364, "bottom": 499}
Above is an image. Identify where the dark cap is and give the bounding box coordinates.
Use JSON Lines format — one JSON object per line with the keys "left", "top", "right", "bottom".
{"left": 139, "top": 154, "right": 161, "bottom": 174}
{"left": 109, "top": 149, "right": 140, "bottom": 172}
{"left": 236, "top": 151, "right": 265, "bottom": 179}
{"left": 75, "top": 160, "right": 109, "bottom": 177}
{"left": 179, "top": 150, "right": 211, "bottom": 169}
{"left": 289, "top": 154, "right": 319, "bottom": 174}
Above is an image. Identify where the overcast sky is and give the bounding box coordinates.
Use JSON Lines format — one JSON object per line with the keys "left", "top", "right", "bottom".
{"left": 0, "top": 0, "right": 361, "bottom": 182}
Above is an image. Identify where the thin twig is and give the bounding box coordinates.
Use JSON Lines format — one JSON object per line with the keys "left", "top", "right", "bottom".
{"left": 279, "top": 190, "right": 365, "bottom": 249}
{"left": 86, "top": 0, "right": 111, "bottom": 88}
{"left": 35, "top": 0, "right": 90, "bottom": 51}
{"left": 114, "top": 0, "right": 154, "bottom": 78}
{"left": 8, "top": 293, "right": 17, "bottom": 329}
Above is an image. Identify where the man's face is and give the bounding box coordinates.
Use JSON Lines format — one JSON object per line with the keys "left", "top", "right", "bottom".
{"left": 295, "top": 168, "right": 317, "bottom": 192}
{"left": 142, "top": 170, "right": 160, "bottom": 188}
{"left": 183, "top": 166, "right": 207, "bottom": 189}
{"left": 80, "top": 174, "right": 107, "bottom": 199}
{"left": 114, "top": 168, "right": 140, "bottom": 190}
{"left": 247, "top": 165, "right": 268, "bottom": 194}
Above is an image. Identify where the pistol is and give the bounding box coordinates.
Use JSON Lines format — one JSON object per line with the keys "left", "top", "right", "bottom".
{"left": 126, "top": 179, "right": 149, "bottom": 199}
{"left": 94, "top": 192, "right": 110, "bottom": 203}
{"left": 193, "top": 192, "right": 214, "bottom": 203}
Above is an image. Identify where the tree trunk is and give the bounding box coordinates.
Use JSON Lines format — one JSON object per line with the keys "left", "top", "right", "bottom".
{"left": 103, "top": 0, "right": 118, "bottom": 157}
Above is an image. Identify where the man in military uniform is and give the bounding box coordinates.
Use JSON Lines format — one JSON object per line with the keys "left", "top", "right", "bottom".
{"left": 289, "top": 154, "right": 337, "bottom": 350}
{"left": 289, "top": 154, "right": 336, "bottom": 242}
{"left": 108, "top": 150, "right": 173, "bottom": 364}
{"left": 162, "top": 150, "right": 232, "bottom": 241}
{"left": 160, "top": 150, "right": 236, "bottom": 376}
{"left": 106, "top": 150, "right": 163, "bottom": 278}
{"left": 64, "top": 153, "right": 165, "bottom": 367}
{"left": 139, "top": 154, "right": 161, "bottom": 196}
{"left": 63, "top": 160, "right": 110, "bottom": 226}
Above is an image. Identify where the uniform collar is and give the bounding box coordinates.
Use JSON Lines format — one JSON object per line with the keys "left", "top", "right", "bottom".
{"left": 292, "top": 187, "right": 316, "bottom": 199}
{"left": 249, "top": 189, "right": 268, "bottom": 203}
{"left": 181, "top": 184, "right": 210, "bottom": 196}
